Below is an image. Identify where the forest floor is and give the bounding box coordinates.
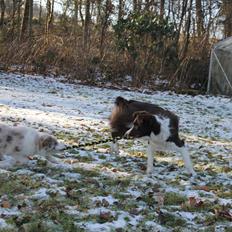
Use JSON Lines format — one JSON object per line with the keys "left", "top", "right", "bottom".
{"left": 0, "top": 72, "right": 231, "bottom": 232}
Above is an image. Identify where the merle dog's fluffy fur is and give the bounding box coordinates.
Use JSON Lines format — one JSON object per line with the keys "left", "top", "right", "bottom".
{"left": 0, "top": 123, "right": 66, "bottom": 168}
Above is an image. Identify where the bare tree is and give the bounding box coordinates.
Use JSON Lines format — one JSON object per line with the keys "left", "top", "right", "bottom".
{"left": 118, "top": 0, "right": 124, "bottom": 21}
{"left": 83, "top": 0, "right": 90, "bottom": 50}
{"left": 45, "top": 0, "right": 54, "bottom": 35}
{"left": 20, "top": 0, "right": 30, "bottom": 39}
{"left": 180, "top": 0, "right": 193, "bottom": 59}
{"left": 0, "top": 0, "right": 5, "bottom": 27}
{"left": 222, "top": 0, "right": 232, "bottom": 37}
{"left": 28, "top": 0, "right": 33, "bottom": 38}
{"left": 160, "top": 0, "right": 165, "bottom": 19}
{"left": 195, "top": 0, "right": 204, "bottom": 37}
{"left": 99, "top": 0, "right": 113, "bottom": 57}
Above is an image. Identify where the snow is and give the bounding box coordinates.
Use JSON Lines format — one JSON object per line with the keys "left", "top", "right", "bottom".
{"left": 76, "top": 211, "right": 143, "bottom": 232}
{"left": 0, "top": 72, "right": 231, "bottom": 231}
{"left": 0, "top": 218, "right": 13, "bottom": 229}
{"left": 0, "top": 207, "right": 21, "bottom": 216}
{"left": 31, "top": 188, "right": 49, "bottom": 200}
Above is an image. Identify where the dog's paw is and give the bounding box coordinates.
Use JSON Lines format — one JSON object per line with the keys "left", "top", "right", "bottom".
{"left": 110, "top": 142, "right": 119, "bottom": 155}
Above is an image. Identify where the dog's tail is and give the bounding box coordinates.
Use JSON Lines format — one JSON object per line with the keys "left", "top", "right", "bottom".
{"left": 115, "top": 96, "right": 127, "bottom": 106}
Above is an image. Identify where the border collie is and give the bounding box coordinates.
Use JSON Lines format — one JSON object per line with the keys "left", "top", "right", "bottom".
{"left": 109, "top": 97, "right": 196, "bottom": 176}
{"left": 0, "top": 124, "right": 66, "bottom": 168}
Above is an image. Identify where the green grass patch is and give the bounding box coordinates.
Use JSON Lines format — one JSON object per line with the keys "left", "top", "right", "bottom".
{"left": 164, "top": 192, "right": 187, "bottom": 205}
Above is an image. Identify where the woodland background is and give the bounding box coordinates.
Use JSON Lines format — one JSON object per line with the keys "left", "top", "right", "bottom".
{"left": 0, "top": 0, "right": 231, "bottom": 92}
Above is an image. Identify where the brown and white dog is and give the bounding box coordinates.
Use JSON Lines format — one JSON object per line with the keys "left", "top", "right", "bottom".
{"left": 0, "top": 123, "right": 66, "bottom": 168}
{"left": 109, "top": 96, "right": 196, "bottom": 176}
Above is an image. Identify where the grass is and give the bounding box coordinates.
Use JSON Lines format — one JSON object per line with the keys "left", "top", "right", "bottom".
{"left": 158, "top": 211, "right": 186, "bottom": 227}
{"left": 164, "top": 192, "right": 187, "bottom": 206}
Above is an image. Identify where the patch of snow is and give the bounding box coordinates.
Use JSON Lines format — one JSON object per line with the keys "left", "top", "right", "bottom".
{"left": 177, "top": 211, "right": 197, "bottom": 221}
{"left": 0, "top": 218, "right": 13, "bottom": 229}
{"left": 60, "top": 172, "right": 82, "bottom": 181}
{"left": 127, "top": 189, "right": 141, "bottom": 198}
{"left": 15, "top": 169, "right": 34, "bottom": 175}
{"left": 31, "top": 188, "right": 49, "bottom": 200}
{"left": 76, "top": 210, "right": 142, "bottom": 232}
{"left": 0, "top": 207, "right": 21, "bottom": 216}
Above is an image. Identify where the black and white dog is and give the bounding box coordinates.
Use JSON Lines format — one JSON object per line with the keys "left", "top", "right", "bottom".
{"left": 109, "top": 96, "right": 196, "bottom": 176}
{"left": 0, "top": 123, "right": 66, "bottom": 168}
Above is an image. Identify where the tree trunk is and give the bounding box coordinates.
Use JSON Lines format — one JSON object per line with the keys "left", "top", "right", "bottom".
{"left": 222, "top": 0, "right": 232, "bottom": 37}
{"left": 0, "top": 0, "right": 5, "bottom": 27}
{"left": 83, "top": 0, "right": 90, "bottom": 50}
{"left": 118, "top": 0, "right": 123, "bottom": 21}
{"left": 73, "top": 0, "right": 79, "bottom": 41}
{"left": 39, "top": 0, "right": 42, "bottom": 24}
{"left": 45, "top": 0, "right": 54, "bottom": 35}
{"left": 181, "top": 0, "right": 193, "bottom": 59}
{"left": 195, "top": 0, "right": 204, "bottom": 37}
{"left": 133, "top": 0, "right": 137, "bottom": 11}
{"left": 99, "top": 0, "right": 112, "bottom": 57}
{"left": 160, "top": 0, "right": 165, "bottom": 19}
{"left": 28, "top": 0, "right": 33, "bottom": 38}
{"left": 20, "top": 0, "right": 30, "bottom": 40}
{"left": 79, "top": 0, "right": 84, "bottom": 27}
{"left": 176, "top": 0, "right": 188, "bottom": 44}
{"left": 96, "top": 0, "right": 101, "bottom": 24}
{"left": 17, "top": 0, "right": 22, "bottom": 39}
{"left": 11, "top": 0, "right": 17, "bottom": 37}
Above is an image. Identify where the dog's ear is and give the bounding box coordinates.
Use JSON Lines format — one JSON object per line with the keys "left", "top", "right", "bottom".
{"left": 115, "top": 96, "right": 128, "bottom": 106}
{"left": 133, "top": 111, "right": 150, "bottom": 123}
{"left": 39, "top": 135, "right": 54, "bottom": 149}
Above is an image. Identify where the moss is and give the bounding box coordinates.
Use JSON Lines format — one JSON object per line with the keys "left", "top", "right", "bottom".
{"left": 98, "top": 154, "right": 107, "bottom": 160}
{"left": 16, "top": 213, "right": 78, "bottom": 232}
{"left": 181, "top": 200, "right": 220, "bottom": 213}
{"left": 0, "top": 228, "right": 17, "bottom": 232}
{"left": 164, "top": 192, "right": 187, "bottom": 205}
{"left": 224, "top": 226, "right": 232, "bottom": 232}
{"left": 73, "top": 167, "right": 101, "bottom": 177}
{"left": 158, "top": 211, "right": 186, "bottom": 227}
{"left": 0, "top": 175, "right": 43, "bottom": 198}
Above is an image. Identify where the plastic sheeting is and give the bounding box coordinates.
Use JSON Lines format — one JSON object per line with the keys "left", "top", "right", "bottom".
{"left": 207, "top": 37, "right": 232, "bottom": 96}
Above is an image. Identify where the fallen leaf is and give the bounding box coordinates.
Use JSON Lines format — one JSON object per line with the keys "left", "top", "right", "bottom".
{"left": 193, "top": 186, "right": 210, "bottom": 192}
{"left": 99, "top": 211, "right": 113, "bottom": 223}
{"left": 188, "top": 196, "right": 204, "bottom": 207}
{"left": 1, "top": 200, "right": 10, "bottom": 208}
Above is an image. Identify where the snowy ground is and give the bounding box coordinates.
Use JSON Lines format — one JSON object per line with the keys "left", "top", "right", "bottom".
{"left": 0, "top": 72, "right": 231, "bottom": 231}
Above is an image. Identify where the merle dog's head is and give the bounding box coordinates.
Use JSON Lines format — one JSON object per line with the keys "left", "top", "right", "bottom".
{"left": 38, "top": 133, "right": 66, "bottom": 153}
{"left": 125, "top": 111, "right": 160, "bottom": 139}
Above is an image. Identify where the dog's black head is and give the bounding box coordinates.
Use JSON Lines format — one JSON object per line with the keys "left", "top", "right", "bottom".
{"left": 125, "top": 111, "right": 161, "bottom": 138}
{"left": 114, "top": 96, "right": 129, "bottom": 106}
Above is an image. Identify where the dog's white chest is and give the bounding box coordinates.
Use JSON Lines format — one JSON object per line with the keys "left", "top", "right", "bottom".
{"left": 149, "top": 116, "right": 170, "bottom": 144}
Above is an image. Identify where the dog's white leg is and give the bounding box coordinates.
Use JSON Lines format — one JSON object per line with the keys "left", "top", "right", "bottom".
{"left": 146, "top": 142, "right": 155, "bottom": 175}
{"left": 178, "top": 146, "right": 196, "bottom": 176}
{"left": 110, "top": 141, "right": 119, "bottom": 155}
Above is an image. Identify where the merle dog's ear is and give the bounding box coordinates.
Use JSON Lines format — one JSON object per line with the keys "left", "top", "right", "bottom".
{"left": 39, "top": 135, "right": 54, "bottom": 149}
